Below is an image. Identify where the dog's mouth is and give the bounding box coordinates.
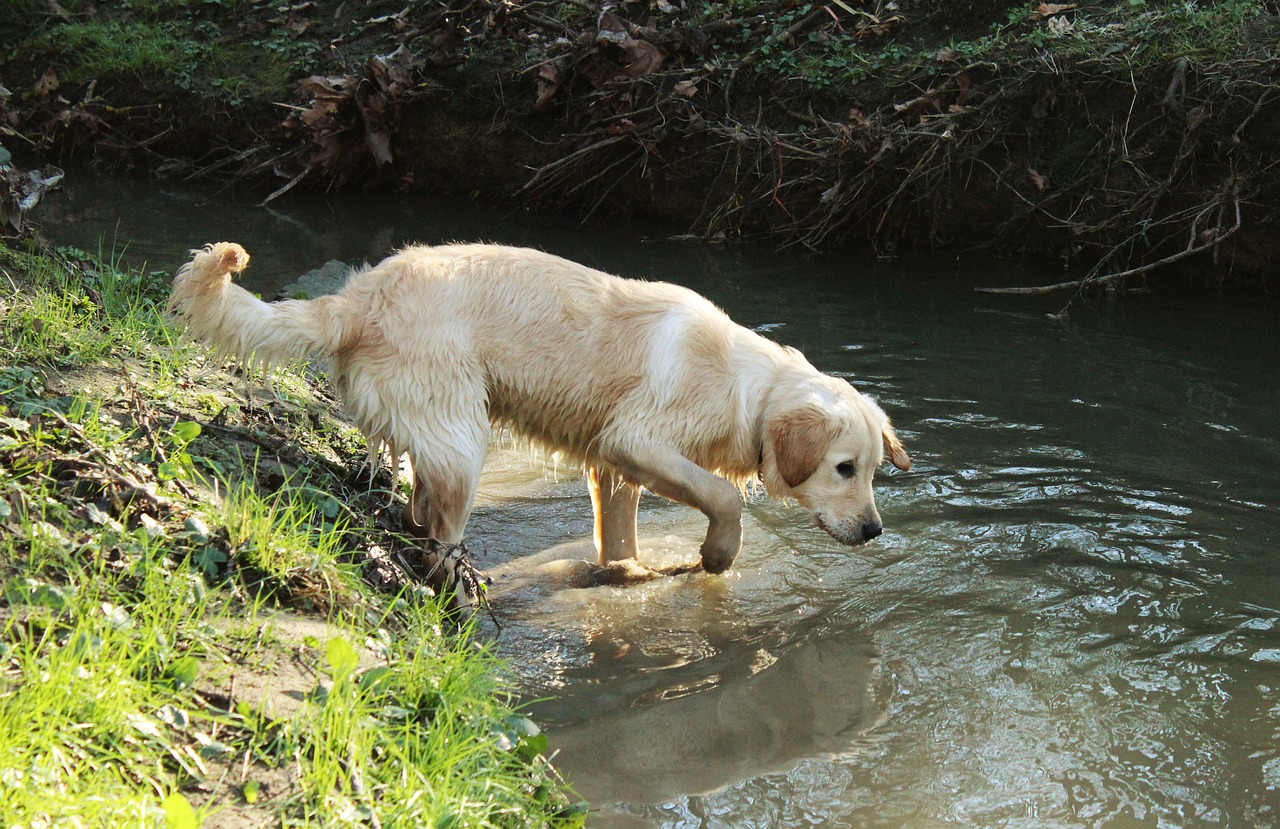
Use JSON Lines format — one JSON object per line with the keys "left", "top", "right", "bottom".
{"left": 815, "top": 514, "right": 871, "bottom": 547}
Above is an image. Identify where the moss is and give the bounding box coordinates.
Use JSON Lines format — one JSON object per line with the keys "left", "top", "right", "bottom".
{"left": 29, "top": 21, "right": 187, "bottom": 85}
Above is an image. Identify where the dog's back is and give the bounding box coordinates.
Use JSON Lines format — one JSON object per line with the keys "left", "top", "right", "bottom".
{"left": 331, "top": 244, "right": 795, "bottom": 479}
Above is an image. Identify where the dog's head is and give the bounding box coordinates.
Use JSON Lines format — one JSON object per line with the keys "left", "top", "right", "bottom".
{"left": 761, "top": 377, "right": 910, "bottom": 546}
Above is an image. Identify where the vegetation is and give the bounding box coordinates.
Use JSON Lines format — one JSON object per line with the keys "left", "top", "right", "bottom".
{"left": 0, "top": 238, "right": 582, "bottom": 826}
{"left": 2, "top": 2, "right": 1279, "bottom": 282}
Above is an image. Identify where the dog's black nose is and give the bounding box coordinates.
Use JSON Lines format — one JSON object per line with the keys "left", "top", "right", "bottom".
{"left": 861, "top": 521, "right": 883, "bottom": 542}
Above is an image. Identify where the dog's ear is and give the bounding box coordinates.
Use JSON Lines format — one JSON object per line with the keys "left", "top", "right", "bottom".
{"left": 883, "top": 421, "right": 911, "bottom": 471}
{"left": 769, "top": 404, "right": 840, "bottom": 489}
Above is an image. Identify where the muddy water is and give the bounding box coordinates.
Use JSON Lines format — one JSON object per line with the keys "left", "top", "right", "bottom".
{"left": 45, "top": 173, "right": 1280, "bottom": 828}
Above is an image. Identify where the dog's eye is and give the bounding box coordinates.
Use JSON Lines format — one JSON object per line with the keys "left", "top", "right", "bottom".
{"left": 836, "top": 461, "right": 856, "bottom": 479}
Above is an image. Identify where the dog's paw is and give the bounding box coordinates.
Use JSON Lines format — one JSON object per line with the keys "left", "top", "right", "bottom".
{"left": 573, "top": 559, "right": 665, "bottom": 588}
{"left": 698, "top": 543, "right": 738, "bottom": 575}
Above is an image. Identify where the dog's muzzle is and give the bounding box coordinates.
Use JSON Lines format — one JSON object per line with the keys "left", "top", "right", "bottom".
{"left": 817, "top": 515, "right": 882, "bottom": 546}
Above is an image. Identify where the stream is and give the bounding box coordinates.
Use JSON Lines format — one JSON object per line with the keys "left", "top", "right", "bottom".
{"left": 43, "top": 172, "right": 1280, "bottom": 828}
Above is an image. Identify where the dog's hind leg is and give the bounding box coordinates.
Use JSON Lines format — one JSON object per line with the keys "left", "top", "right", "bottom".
{"left": 589, "top": 465, "right": 641, "bottom": 565}
{"left": 400, "top": 431, "right": 486, "bottom": 609}
{"left": 401, "top": 449, "right": 483, "bottom": 544}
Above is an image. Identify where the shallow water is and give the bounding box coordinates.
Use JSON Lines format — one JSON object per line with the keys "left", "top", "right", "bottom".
{"left": 43, "top": 173, "right": 1280, "bottom": 827}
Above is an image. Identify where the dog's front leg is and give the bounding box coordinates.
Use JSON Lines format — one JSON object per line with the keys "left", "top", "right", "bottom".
{"left": 606, "top": 448, "right": 742, "bottom": 574}
{"left": 589, "top": 465, "right": 641, "bottom": 565}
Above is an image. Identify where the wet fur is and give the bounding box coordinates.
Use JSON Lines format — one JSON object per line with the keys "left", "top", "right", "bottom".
{"left": 168, "top": 242, "right": 910, "bottom": 578}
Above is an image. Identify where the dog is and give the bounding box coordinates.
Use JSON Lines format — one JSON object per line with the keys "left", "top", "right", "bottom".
{"left": 169, "top": 242, "right": 910, "bottom": 603}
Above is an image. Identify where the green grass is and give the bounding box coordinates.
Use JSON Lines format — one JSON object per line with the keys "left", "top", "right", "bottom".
{"left": 10, "top": 2, "right": 322, "bottom": 108}
{"left": 30, "top": 19, "right": 191, "bottom": 85}
{"left": 0, "top": 239, "right": 581, "bottom": 827}
{"left": 683, "top": 0, "right": 1275, "bottom": 96}
{"left": 0, "top": 533, "right": 218, "bottom": 824}
{"left": 1, "top": 242, "right": 187, "bottom": 374}
{"left": 214, "top": 472, "right": 364, "bottom": 612}
{"left": 284, "top": 610, "right": 575, "bottom": 826}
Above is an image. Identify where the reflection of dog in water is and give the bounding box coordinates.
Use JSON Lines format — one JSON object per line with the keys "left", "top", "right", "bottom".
{"left": 545, "top": 635, "right": 884, "bottom": 805}
{"left": 169, "top": 242, "right": 910, "bottom": 606}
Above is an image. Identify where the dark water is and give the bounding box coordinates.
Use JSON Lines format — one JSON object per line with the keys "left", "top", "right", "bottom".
{"left": 42, "top": 173, "right": 1280, "bottom": 828}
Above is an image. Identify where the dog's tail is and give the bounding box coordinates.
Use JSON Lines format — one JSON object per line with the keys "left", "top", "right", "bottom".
{"left": 168, "top": 242, "right": 350, "bottom": 368}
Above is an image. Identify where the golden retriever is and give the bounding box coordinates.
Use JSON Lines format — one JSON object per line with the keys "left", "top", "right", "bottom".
{"left": 168, "top": 242, "right": 910, "bottom": 600}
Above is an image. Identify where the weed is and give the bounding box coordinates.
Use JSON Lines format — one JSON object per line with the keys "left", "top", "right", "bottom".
{"left": 215, "top": 471, "right": 362, "bottom": 612}
{"left": 0, "top": 243, "right": 188, "bottom": 375}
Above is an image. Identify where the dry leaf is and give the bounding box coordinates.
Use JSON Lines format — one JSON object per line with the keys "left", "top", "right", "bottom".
{"left": 46, "top": 0, "right": 73, "bottom": 21}
{"left": 620, "top": 38, "right": 663, "bottom": 77}
{"left": 597, "top": 11, "right": 633, "bottom": 43}
{"left": 1034, "top": 3, "right": 1077, "bottom": 17}
{"left": 534, "top": 64, "right": 561, "bottom": 112}
{"left": 34, "top": 69, "right": 59, "bottom": 98}
{"left": 893, "top": 94, "right": 937, "bottom": 119}
{"left": 674, "top": 79, "right": 699, "bottom": 98}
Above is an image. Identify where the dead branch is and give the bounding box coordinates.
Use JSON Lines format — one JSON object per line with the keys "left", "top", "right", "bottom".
{"left": 518, "top": 134, "right": 630, "bottom": 193}
{"left": 976, "top": 190, "right": 1242, "bottom": 294}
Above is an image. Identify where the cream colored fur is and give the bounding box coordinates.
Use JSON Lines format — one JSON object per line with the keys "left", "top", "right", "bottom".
{"left": 168, "top": 242, "right": 910, "bottom": 576}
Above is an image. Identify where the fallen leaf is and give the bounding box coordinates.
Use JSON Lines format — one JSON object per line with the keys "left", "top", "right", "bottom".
{"left": 606, "top": 118, "right": 637, "bottom": 136}
{"left": 620, "top": 38, "right": 663, "bottom": 77}
{"left": 34, "top": 69, "right": 59, "bottom": 97}
{"left": 674, "top": 79, "right": 699, "bottom": 98}
{"left": 1033, "top": 2, "right": 1077, "bottom": 17}
{"left": 368, "top": 45, "right": 424, "bottom": 94}
{"left": 534, "top": 64, "right": 561, "bottom": 112}
{"left": 355, "top": 87, "right": 394, "bottom": 166}
{"left": 46, "top": 0, "right": 73, "bottom": 22}
{"left": 596, "top": 11, "right": 634, "bottom": 43}
{"left": 363, "top": 130, "right": 393, "bottom": 166}
{"left": 893, "top": 94, "right": 937, "bottom": 119}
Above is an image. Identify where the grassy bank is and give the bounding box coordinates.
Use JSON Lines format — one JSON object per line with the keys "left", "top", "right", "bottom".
{"left": 0, "top": 238, "right": 582, "bottom": 827}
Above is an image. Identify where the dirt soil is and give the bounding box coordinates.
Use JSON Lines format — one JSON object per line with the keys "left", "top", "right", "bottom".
{"left": 4, "top": 1, "right": 1280, "bottom": 292}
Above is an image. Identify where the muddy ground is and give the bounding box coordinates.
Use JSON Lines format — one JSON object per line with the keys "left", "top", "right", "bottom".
{"left": 3, "top": 0, "right": 1279, "bottom": 292}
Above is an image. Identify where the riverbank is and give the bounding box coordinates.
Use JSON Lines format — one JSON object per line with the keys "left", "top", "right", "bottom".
{"left": 3, "top": 1, "right": 1278, "bottom": 292}
{"left": 0, "top": 238, "right": 582, "bottom": 826}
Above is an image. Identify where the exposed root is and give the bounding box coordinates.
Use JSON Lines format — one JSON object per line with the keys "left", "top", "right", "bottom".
{"left": 977, "top": 185, "right": 1243, "bottom": 296}
{"left": 12, "top": 0, "right": 1278, "bottom": 289}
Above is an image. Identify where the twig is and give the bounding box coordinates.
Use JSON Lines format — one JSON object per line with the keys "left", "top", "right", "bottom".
{"left": 131, "top": 387, "right": 194, "bottom": 498}
{"left": 260, "top": 166, "right": 311, "bottom": 207}
{"left": 519, "top": 134, "right": 629, "bottom": 192}
{"left": 976, "top": 192, "right": 1241, "bottom": 294}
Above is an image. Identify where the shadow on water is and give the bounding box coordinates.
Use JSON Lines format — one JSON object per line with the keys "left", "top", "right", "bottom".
{"left": 38, "top": 171, "right": 1280, "bottom": 828}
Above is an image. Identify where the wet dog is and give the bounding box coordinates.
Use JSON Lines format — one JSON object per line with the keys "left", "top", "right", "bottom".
{"left": 169, "top": 242, "right": 910, "bottom": 605}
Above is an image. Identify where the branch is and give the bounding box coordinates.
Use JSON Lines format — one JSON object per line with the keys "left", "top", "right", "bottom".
{"left": 976, "top": 193, "right": 1242, "bottom": 295}
{"left": 519, "top": 134, "right": 629, "bottom": 192}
